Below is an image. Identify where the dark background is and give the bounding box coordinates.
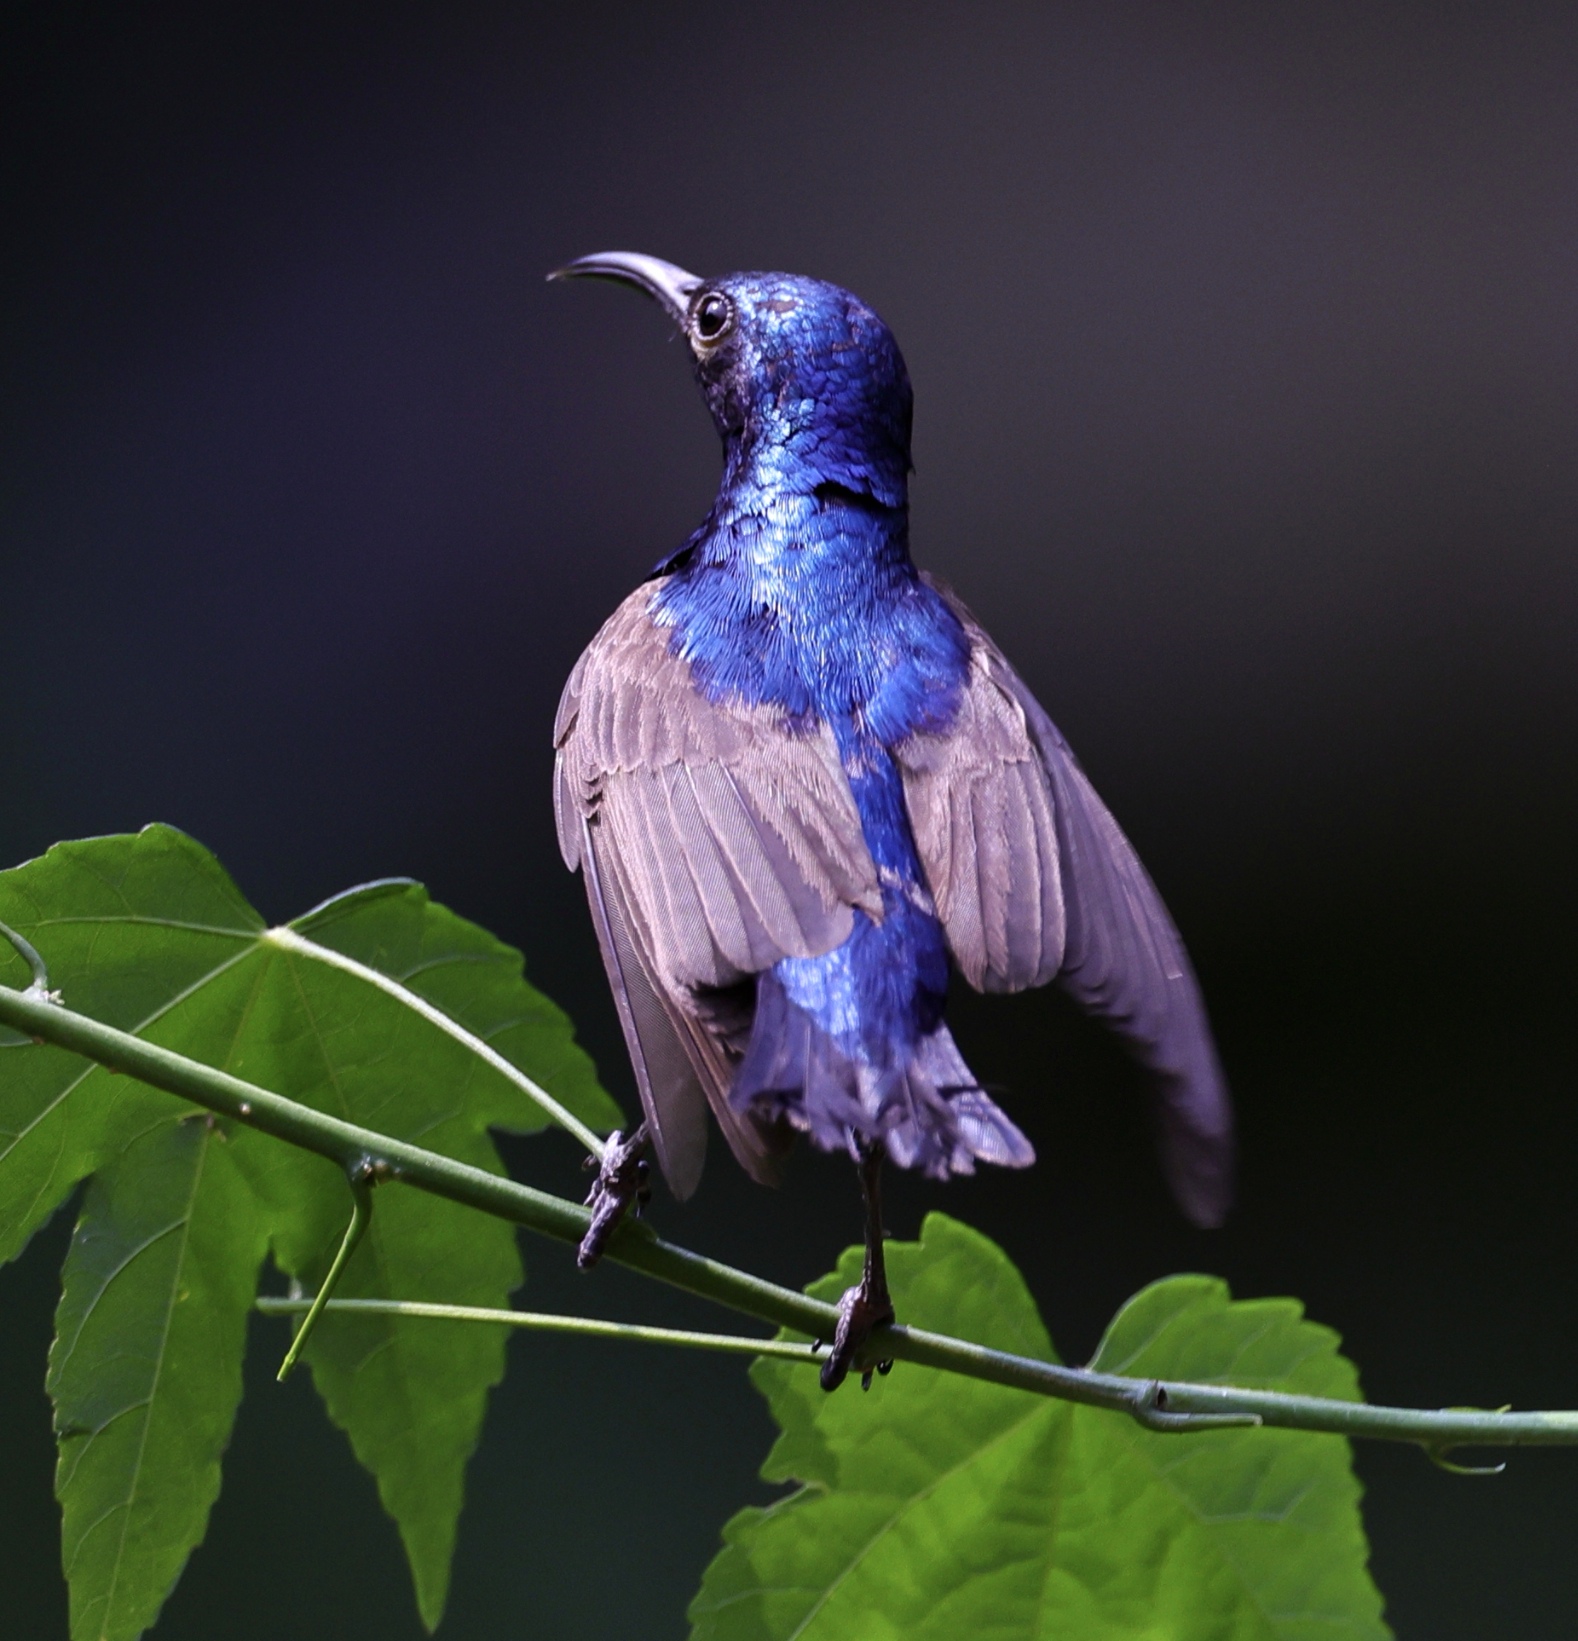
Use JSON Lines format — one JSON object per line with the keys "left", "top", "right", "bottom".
{"left": 3, "top": 3, "right": 1576, "bottom": 1635}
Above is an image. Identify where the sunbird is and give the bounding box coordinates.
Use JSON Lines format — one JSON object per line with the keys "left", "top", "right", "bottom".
{"left": 551, "top": 253, "right": 1233, "bottom": 1388}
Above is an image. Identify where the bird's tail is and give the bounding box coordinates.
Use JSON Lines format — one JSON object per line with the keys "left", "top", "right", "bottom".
{"left": 731, "top": 973, "right": 1033, "bottom": 1179}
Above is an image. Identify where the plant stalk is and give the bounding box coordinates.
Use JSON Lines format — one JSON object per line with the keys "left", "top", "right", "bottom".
{"left": 4, "top": 980, "right": 1576, "bottom": 1458}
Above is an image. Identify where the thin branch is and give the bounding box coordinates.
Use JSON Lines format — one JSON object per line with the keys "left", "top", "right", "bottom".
{"left": 256, "top": 1296, "right": 829, "bottom": 1364}
{"left": 0, "top": 981, "right": 832, "bottom": 1336}
{"left": 4, "top": 980, "right": 1577, "bottom": 1458}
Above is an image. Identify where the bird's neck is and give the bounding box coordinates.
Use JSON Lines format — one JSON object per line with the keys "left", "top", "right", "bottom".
{"left": 702, "top": 475, "right": 909, "bottom": 584}
{"left": 722, "top": 394, "right": 909, "bottom": 506}
{"left": 691, "top": 423, "right": 913, "bottom": 585}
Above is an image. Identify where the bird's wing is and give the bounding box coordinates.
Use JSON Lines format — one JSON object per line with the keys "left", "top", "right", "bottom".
{"left": 900, "top": 575, "right": 1234, "bottom": 1225}
{"left": 555, "top": 584, "right": 880, "bottom": 1196}
{"left": 577, "top": 815, "right": 778, "bottom": 1197}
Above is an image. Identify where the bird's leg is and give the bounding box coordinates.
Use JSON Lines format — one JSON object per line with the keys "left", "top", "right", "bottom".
{"left": 820, "top": 1136, "right": 896, "bottom": 1392}
{"left": 576, "top": 1121, "right": 651, "bottom": 1270}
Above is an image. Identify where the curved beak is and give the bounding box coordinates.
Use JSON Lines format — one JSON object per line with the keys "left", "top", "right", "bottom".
{"left": 547, "top": 251, "right": 703, "bottom": 324}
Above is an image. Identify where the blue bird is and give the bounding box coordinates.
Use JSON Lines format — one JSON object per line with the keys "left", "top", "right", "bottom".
{"left": 551, "top": 253, "right": 1233, "bottom": 1387}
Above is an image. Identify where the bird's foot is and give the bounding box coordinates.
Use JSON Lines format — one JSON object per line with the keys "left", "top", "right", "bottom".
{"left": 819, "top": 1276, "right": 895, "bottom": 1393}
{"left": 576, "top": 1123, "right": 651, "bottom": 1270}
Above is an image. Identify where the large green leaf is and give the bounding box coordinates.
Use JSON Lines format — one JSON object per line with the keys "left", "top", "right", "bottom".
{"left": 50, "top": 1112, "right": 269, "bottom": 1641}
{"left": 690, "top": 1214, "right": 1390, "bottom": 1641}
{"left": 0, "top": 825, "right": 619, "bottom": 1637}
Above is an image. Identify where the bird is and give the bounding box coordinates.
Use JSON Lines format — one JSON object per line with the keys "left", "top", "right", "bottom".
{"left": 549, "top": 252, "right": 1233, "bottom": 1389}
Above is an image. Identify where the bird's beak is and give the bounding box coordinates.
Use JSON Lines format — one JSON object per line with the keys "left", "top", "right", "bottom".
{"left": 547, "top": 251, "right": 704, "bottom": 325}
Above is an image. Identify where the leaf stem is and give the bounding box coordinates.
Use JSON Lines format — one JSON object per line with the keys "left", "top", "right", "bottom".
{"left": 0, "top": 919, "right": 54, "bottom": 995}
{"left": 5, "top": 979, "right": 1577, "bottom": 1460}
{"left": 276, "top": 1170, "right": 375, "bottom": 1381}
{"left": 256, "top": 1296, "right": 828, "bottom": 1364}
{"left": 261, "top": 926, "right": 606, "bottom": 1158}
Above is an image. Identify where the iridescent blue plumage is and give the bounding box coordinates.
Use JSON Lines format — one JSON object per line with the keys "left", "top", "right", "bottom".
{"left": 646, "top": 272, "right": 1025, "bottom": 1173}
{"left": 552, "top": 253, "right": 1233, "bottom": 1246}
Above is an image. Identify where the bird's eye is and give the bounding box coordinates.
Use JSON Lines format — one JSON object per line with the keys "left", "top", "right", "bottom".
{"left": 692, "top": 292, "right": 733, "bottom": 343}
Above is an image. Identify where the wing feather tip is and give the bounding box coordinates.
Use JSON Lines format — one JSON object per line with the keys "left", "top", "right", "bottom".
{"left": 1158, "top": 1071, "right": 1236, "bottom": 1227}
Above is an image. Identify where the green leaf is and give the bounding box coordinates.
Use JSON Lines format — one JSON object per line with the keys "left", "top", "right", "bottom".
{"left": 690, "top": 1213, "right": 1390, "bottom": 1641}
{"left": 0, "top": 827, "right": 263, "bottom": 1265}
{"left": 50, "top": 1112, "right": 269, "bottom": 1641}
{"left": 238, "top": 876, "right": 620, "bottom": 1627}
{"left": 292, "top": 874, "right": 609, "bottom": 1126}
{"left": 0, "top": 825, "right": 619, "bottom": 1635}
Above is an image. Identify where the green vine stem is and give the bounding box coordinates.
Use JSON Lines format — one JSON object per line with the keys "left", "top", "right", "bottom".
{"left": 4, "top": 979, "right": 1577, "bottom": 1459}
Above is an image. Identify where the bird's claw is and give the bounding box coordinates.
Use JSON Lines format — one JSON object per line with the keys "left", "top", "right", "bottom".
{"left": 819, "top": 1277, "right": 895, "bottom": 1393}
{"left": 576, "top": 1123, "right": 651, "bottom": 1270}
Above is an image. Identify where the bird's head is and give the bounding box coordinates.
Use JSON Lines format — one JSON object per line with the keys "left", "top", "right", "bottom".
{"left": 551, "top": 252, "right": 913, "bottom": 510}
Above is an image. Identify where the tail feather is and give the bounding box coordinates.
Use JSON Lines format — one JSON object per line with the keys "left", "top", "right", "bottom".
{"left": 733, "top": 972, "right": 1033, "bottom": 1179}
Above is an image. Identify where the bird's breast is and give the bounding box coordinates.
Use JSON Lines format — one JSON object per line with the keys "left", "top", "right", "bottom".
{"left": 651, "top": 510, "right": 973, "bottom": 750}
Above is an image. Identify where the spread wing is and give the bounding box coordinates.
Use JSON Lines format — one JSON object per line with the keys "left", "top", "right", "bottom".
{"left": 899, "top": 576, "right": 1234, "bottom": 1225}
{"left": 555, "top": 584, "right": 880, "bottom": 1198}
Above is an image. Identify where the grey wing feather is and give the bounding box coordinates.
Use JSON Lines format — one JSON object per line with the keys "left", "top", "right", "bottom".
{"left": 907, "top": 575, "right": 1235, "bottom": 1226}
{"left": 579, "top": 819, "right": 710, "bottom": 1197}
{"left": 896, "top": 609, "right": 1065, "bottom": 993}
{"left": 555, "top": 584, "right": 878, "bottom": 1196}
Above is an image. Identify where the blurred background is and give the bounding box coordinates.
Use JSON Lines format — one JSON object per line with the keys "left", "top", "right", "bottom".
{"left": 3, "top": 3, "right": 1576, "bottom": 1635}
